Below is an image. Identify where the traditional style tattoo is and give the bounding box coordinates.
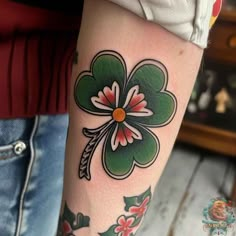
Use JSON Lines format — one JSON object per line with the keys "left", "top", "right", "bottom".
{"left": 74, "top": 50, "right": 177, "bottom": 180}
{"left": 57, "top": 202, "right": 90, "bottom": 236}
{"left": 99, "top": 187, "right": 152, "bottom": 236}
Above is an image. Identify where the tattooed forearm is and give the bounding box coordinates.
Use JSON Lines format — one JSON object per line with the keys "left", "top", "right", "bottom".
{"left": 57, "top": 202, "right": 90, "bottom": 236}
{"left": 99, "top": 187, "right": 152, "bottom": 236}
{"left": 74, "top": 50, "right": 177, "bottom": 180}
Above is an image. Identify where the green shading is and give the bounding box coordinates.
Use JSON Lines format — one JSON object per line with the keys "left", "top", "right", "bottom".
{"left": 104, "top": 124, "right": 159, "bottom": 178}
{"left": 126, "top": 63, "right": 176, "bottom": 126}
{"left": 124, "top": 187, "right": 152, "bottom": 212}
{"left": 74, "top": 53, "right": 126, "bottom": 114}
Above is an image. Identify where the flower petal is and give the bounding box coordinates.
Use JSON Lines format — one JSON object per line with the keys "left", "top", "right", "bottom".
{"left": 124, "top": 187, "right": 152, "bottom": 212}
{"left": 114, "top": 226, "right": 123, "bottom": 233}
{"left": 111, "top": 124, "right": 127, "bottom": 151}
{"left": 91, "top": 81, "right": 119, "bottom": 111}
{"left": 117, "top": 215, "right": 126, "bottom": 226}
{"left": 114, "top": 215, "right": 135, "bottom": 234}
{"left": 123, "top": 85, "right": 153, "bottom": 117}
{"left": 103, "top": 123, "right": 159, "bottom": 179}
{"left": 126, "top": 217, "right": 135, "bottom": 227}
{"left": 129, "top": 196, "right": 150, "bottom": 217}
{"left": 123, "top": 121, "right": 142, "bottom": 144}
{"left": 142, "top": 196, "right": 150, "bottom": 206}
{"left": 111, "top": 122, "right": 142, "bottom": 151}
{"left": 63, "top": 221, "right": 72, "bottom": 233}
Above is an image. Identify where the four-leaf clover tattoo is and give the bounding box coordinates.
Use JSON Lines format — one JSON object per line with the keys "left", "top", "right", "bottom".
{"left": 74, "top": 51, "right": 177, "bottom": 180}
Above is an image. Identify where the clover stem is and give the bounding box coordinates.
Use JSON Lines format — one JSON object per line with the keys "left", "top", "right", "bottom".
{"left": 79, "top": 120, "right": 114, "bottom": 180}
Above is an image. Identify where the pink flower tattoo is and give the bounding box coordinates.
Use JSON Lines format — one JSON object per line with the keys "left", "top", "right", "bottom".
{"left": 129, "top": 196, "right": 150, "bottom": 218}
{"left": 114, "top": 216, "right": 135, "bottom": 236}
{"left": 62, "top": 221, "right": 73, "bottom": 236}
{"left": 99, "top": 187, "right": 152, "bottom": 236}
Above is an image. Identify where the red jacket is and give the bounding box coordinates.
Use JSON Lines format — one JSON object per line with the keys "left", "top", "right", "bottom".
{"left": 0, "top": 1, "right": 82, "bottom": 118}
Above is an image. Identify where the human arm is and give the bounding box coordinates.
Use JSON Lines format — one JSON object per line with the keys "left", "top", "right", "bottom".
{"left": 58, "top": 0, "right": 204, "bottom": 235}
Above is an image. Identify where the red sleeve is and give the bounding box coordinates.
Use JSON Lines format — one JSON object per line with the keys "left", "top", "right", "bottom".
{"left": 0, "top": 1, "right": 81, "bottom": 36}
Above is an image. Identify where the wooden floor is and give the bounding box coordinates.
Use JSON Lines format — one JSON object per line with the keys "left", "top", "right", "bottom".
{"left": 137, "top": 143, "right": 236, "bottom": 236}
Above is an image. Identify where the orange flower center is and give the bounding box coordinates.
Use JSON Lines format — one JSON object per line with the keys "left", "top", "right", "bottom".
{"left": 112, "top": 108, "right": 126, "bottom": 122}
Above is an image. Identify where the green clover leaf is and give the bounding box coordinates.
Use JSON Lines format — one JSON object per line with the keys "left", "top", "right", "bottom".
{"left": 126, "top": 61, "right": 177, "bottom": 126}
{"left": 103, "top": 123, "right": 159, "bottom": 179}
{"left": 74, "top": 51, "right": 177, "bottom": 180}
{"left": 75, "top": 51, "right": 126, "bottom": 114}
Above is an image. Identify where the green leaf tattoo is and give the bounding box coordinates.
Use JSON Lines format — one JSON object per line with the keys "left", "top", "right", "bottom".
{"left": 57, "top": 203, "right": 90, "bottom": 236}
{"left": 99, "top": 187, "right": 152, "bottom": 236}
{"left": 74, "top": 51, "right": 177, "bottom": 180}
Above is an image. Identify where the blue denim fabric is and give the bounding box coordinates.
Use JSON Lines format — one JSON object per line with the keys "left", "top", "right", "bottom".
{"left": 0, "top": 115, "right": 68, "bottom": 236}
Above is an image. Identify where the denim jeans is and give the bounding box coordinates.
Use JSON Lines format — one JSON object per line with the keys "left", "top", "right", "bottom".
{"left": 0, "top": 115, "right": 68, "bottom": 236}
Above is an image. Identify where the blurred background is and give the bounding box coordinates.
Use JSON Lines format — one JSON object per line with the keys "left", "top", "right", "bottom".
{"left": 138, "top": 1, "right": 236, "bottom": 235}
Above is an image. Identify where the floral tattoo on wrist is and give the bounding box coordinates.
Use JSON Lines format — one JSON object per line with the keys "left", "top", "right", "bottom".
{"left": 99, "top": 186, "right": 152, "bottom": 236}
{"left": 74, "top": 50, "right": 177, "bottom": 180}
